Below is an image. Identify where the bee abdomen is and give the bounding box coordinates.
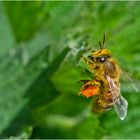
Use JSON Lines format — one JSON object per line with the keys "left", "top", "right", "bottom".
{"left": 92, "top": 102, "right": 113, "bottom": 113}
{"left": 92, "top": 96, "right": 114, "bottom": 113}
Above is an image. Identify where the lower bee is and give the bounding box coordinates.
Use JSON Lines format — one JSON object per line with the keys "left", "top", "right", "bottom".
{"left": 78, "top": 34, "right": 128, "bottom": 120}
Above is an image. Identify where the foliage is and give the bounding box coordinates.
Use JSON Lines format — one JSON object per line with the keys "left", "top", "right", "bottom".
{"left": 0, "top": 1, "right": 140, "bottom": 139}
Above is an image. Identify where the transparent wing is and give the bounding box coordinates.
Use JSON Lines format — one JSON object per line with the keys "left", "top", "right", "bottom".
{"left": 106, "top": 75, "right": 120, "bottom": 100}
{"left": 121, "top": 70, "right": 140, "bottom": 93}
{"left": 106, "top": 75, "right": 128, "bottom": 120}
{"left": 114, "top": 95, "right": 128, "bottom": 120}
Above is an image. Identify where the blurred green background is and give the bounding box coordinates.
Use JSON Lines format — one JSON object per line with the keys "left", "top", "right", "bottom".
{"left": 0, "top": 1, "right": 140, "bottom": 139}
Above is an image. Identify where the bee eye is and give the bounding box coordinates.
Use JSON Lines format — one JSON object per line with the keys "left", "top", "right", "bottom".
{"left": 96, "top": 56, "right": 106, "bottom": 62}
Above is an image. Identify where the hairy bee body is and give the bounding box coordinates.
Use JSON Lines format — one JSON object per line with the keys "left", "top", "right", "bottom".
{"left": 79, "top": 35, "right": 128, "bottom": 120}
{"left": 91, "top": 49, "right": 121, "bottom": 113}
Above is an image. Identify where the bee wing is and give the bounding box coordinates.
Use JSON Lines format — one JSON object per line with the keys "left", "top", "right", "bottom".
{"left": 114, "top": 95, "right": 128, "bottom": 120}
{"left": 106, "top": 75, "right": 120, "bottom": 98}
{"left": 106, "top": 75, "right": 128, "bottom": 120}
{"left": 121, "top": 70, "right": 140, "bottom": 93}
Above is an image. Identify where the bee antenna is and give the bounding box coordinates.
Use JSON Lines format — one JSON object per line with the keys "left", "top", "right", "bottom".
{"left": 103, "top": 33, "right": 106, "bottom": 45}
{"left": 98, "top": 33, "right": 106, "bottom": 50}
{"left": 98, "top": 41, "right": 103, "bottom": 49}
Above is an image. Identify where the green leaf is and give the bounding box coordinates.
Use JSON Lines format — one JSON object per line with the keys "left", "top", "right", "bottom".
{"left": 0, "top": 1, "right": 140, "bottom": 139}
{"left": 3, "top": 1, "right": 47, "bottom": 42}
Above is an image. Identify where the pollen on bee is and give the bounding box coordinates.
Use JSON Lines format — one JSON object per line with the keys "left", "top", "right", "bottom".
{"left": 81, "top": 86, "right": 98, "bottom": 98}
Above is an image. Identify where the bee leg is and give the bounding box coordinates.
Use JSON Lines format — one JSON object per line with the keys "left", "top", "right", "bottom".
{"left": 77, "top": 80, "right": 91, "bottom": 96}
{"left": 82, "top": 80, "right": 100, "bottom": 90}
{"left": 82, "top": 56, "right": 93, "bottom": 65}
{"left": 77, "top": 80, "right": 90, "bottom": 84}
{"left": 79, "top": 80, "right": 100, "bottom": 97}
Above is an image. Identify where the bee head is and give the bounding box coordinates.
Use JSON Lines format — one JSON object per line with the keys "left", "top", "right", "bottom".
{"left": 88, "top": 34, "right": 111, "bottom": 63}
{"left": 88, "top": 49, "right": 111, "bottom": 63}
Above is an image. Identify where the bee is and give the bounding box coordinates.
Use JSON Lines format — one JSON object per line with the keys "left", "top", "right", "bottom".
{"left": 78, "top": 34, "right": 128, "bottom": 120}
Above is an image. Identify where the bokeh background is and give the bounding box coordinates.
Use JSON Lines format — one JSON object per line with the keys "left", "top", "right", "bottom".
{"left": 0, "top": 1, "right": 140, "bottom": 139}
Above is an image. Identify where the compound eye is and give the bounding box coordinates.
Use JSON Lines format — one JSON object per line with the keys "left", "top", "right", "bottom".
{"left": 96, "top": 56, "right": 106, "bottom": 62}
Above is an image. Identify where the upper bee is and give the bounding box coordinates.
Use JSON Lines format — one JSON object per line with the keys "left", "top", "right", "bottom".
{"left": 88, "top": 49, "right": 111, "bottom": 63}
